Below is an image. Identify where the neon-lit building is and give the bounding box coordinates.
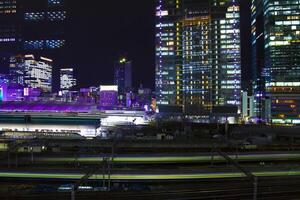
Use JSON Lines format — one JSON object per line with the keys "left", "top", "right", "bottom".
{"left": 252, "top": 0, "right": 300, "bottom": 124}
{"left": 9, "top": 54, "right": 53, "bottom": 93}
{"left": 0, "top": 74, "right": 9, "bottom": 101}
{"left": 60, "top": 68, "right": 76, "bottom": 91}
{"left": 156, "top": 0, "right": 241, "bottom": 122}
{"left": 99, "top": 85, "right": 118, "bottom": 109}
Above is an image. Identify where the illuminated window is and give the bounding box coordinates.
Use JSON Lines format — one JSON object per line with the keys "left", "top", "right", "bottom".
{"left": 48, "top": 0, "right": 63, "bottom": 5}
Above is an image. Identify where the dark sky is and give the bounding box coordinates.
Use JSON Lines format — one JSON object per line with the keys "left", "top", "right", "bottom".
{"left": 66, "top": 0, "right": 156, "bottom": 89}
{"left": 66, "top": 0, "right": 251, "bottom": 90}
{"left": 54, "top": 0, "right": 251, "bottom": 91}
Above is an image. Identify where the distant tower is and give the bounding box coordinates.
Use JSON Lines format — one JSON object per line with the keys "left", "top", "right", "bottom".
{"left": 114, "top": 57, "right": 132, "bottom": 96}
{"left": 60, "top": 68, "right": 76, "bottom": 91}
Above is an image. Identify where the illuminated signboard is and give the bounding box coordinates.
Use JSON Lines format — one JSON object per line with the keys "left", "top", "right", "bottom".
{"left": 100, "top": 85, "right": 118, "bottom": 92}
{"left": 0, "top": 87, "right": 3, "bottom": 101}
{"left": 156, "top": 10, "right": 168, "bottom": 17}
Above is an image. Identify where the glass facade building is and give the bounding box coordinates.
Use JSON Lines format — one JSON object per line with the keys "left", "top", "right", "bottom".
{"left": 156, "top": 0, "right": 241, "bottom": 122}
{"left": 9, "top": 54, "right": 53, "bottom": 92}
{"left": 252, "top": 0, "right": 300, "bottom": 124}
{"left": 155, "top": 0, "right": 182, "bottom": 106}
{"left": 0, "top": 0, "right": 67, "bottom": 62}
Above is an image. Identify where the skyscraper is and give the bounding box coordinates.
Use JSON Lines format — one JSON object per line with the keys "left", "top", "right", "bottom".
{"left": 9, "top": 54, "right": 53, "bottom": 92}
{"left": 0, "top": 0, "right": 67, "bottom": 73}
{"left": 60, "top": 68, "right": 76, "bottom": 91}
{"left": 155, "top": 0, "right": 181, "bottom": 106}
{"left": 22, "top": 0, "right": 66, "bottom": 52}
{"left": 155, "top": 0, "right": 241, "bottom": 122}
{"left": 114, "top": 57, "right": 132, "bottom": 97}
{"left": 252, "top": 0, "right": 300, "bottom": 124}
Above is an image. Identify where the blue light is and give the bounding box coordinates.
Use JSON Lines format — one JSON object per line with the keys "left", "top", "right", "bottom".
{"left": 48, "top": 0, "right": 63, "bottom": 5}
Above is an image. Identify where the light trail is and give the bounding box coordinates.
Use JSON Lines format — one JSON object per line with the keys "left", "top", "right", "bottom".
{"left": 0, "top": 170, "right": 300, "bottom": 180}
{"left": 37, "top": 153, "right": 300, "bottom": 163}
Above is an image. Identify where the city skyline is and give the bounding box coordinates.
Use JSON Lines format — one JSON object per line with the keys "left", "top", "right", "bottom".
{"left": 0, "top": 0, "right": 251, "bottom": 91}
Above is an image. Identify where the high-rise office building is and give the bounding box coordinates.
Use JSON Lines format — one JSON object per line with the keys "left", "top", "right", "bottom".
{"left": 155, "top": 0, "right": 182, "bottom": 106}
{"left": 156, "top": 0, "right": 241, "bottom": 122}
{"left": 252, "top": 0, "right": 300, "bottom": 124}
{"left": 9, "top": 55, "right": 25, "bottom": 85}
{"left": 9, "top": 54, "right": 53, "bottom": 92}
{"left": 0, "top": 0, "right": 67, "bottom": 70}
{"left": 22, "top": 0, "right": 66, "bottom": 52}
{"left": 114, "top": 57, "right": 132, "bottom": 96}
{"left": 0, "top": 0, "right": 18, "bottom": 46}
{"left": 0, "top": 0, "right": 67, "bottom": 92}
{"left": 60, "top": 68, "right": 76, "bottom": 91}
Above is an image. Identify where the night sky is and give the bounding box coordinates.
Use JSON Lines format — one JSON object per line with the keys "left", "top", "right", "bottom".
{"left": 1, "top": 0, "right": 251, "bottom": 91}
{"left": 65, "top": 0, "right": 156, "bottom": 90}
{"left": 66, "top": 0, "right": 251, "bottom": 90}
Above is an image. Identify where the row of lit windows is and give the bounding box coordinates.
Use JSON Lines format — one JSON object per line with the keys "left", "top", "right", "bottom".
{"left": 0, "top": 37, "right": 15, "bottom": 42}
{"left": 48, "top": 0, "right": 63, "bottom": 5}
{"left": 24, "top": 40, "right": 65, "bottom": 50}
{"left": 24, "top": 11, "right": 66, "bottom": 21}
{"left": 0, "top": 8, "right": 16, "bottom": 14}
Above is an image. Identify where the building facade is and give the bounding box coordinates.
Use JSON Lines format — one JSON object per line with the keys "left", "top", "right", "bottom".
{"left": 60, "top": 68, "right": 76, "bottom": 91}
{"left": 155, "top": 0, "right": 241, "bottom": 123}
{"left": 9, "top": 54, "right": 53, "bottom": 92}
{"left": 0, "top": 0, "right": 66, "bottom": 52}
{"left": 114, "top": 57, "right": 132, "bottom": 97}
{"left": 252, "top": 0, "right": 300, "bottom": 124}
{"left": 99, "top": 85, "right": 118, "bottom": 109}
{"left": 0, "top": 0, "right": 67, "bottom": 79}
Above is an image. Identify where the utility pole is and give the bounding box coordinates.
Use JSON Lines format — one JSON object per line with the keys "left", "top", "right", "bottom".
{"left": 253, "top": 176, "right": 258, "bottom": 200}
{"left": 31, "top": 146, "right": 34, "bottom": 164}
{"left": 217, "top": 149, "right": 258, "bottom": 200}
{"left": 71, "top": 185, "right": 75, "bottom": 200}
{"left": 71, "top": 155, "right": 111, "bottom": 200}
{"left": 7, "top": 150, "right": 10, "bottom": 168}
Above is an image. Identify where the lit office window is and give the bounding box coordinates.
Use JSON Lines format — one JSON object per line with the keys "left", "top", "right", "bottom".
{"left": 24, "top": 12, "right": 45, "bottom": 21}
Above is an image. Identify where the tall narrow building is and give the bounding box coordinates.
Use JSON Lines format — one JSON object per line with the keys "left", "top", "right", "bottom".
{"left": 155, "top": 0, "right": 182, "bottom": 106}
{"left": 252, "top": 0, "right": 300, "bottom": 124}
{"left": 114, "top": 57, "right": 132, "bottom": 97}
{"left": 155, "top": 0, "right": 241, "bottom": 123}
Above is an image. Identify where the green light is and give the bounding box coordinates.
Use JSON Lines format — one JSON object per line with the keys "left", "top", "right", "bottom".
{"left": 38, "top": 153, "right": 300, "bottom": 163}
{"left": 120, "top": 58, "right": 126, "bottom": 64}
{"left": 1, "top": 170, "right": 300, "bottom": 180}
